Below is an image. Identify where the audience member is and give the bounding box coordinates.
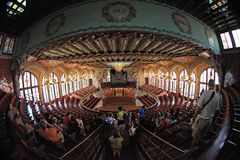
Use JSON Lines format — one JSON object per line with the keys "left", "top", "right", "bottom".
{"left": 191, "top": 79, "right": 220, "bottom": 148}
{"left": 109, "top": 131, "right": 124, "bottom": 158}
{"left": 106, "top": 113, "right": 115, "bottom": 125}
{"left": 117, "top": 106, "right": 125, "bottom": 133}
{"left": 139, "top": 106, "right": 145, "bottom": 125}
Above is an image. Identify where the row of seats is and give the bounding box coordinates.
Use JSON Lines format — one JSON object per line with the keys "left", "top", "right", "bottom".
{"left": 140, "top": 85, "right": 228, "bottom": 153}
{"left": 138, "top": 95, "right": 157, "bottom": 108}
{"left": 83, "top": 95, "right": 100, "bottom": 109}
{"left": 141, "top": 84, "right": 163, "bottom": 95}
{"left": 0, "top": 86, "right": 103, "bottom": 159}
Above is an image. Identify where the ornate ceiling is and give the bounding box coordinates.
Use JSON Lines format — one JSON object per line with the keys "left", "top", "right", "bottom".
{"left": 1, "top": 0, "right": 239, "bottom": 36}
{"left": 28, "top": 31, "right": 208, "bottom": 68}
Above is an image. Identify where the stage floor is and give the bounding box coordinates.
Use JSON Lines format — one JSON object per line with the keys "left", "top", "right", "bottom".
{"left": 97, "top": 104, "right": 141, "bottom": 112}
{"left": 95, "top": 100, "right": 141, "bottom": 112}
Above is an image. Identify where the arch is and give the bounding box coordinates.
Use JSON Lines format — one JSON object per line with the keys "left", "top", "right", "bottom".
{"left": 19, "top": 71, "right": 40, "bottom": 102}
{"left": 189, "top": 72, "right": 196, "bottom": 99}
{"left": 60, "top": 73, "right": 69, "bottom": 96}
{"left": 24, "top": 62, "right": 48, "bottom": 77}
{"left": 48, "top": 72, "right": 60, "bottom": 101}
{"left": 42, "top": 76, "right": 49, "bottom": 102}
{"left": 149, "top": 68, "right": 155, "bottom": 86}
{"left": 169, "top": 63, "right": 185, "bottom": 73}
{"left": 51, "top": 65, "right": 68, "bottom": 78}
{"left": 179, "top": 69, "right": 189, "bottom": 97}
{"left": 170, "top": 70, "right": 177, "bottom": 93}
{"left": 199, "top": 68, "right": 219, "bottom": 94}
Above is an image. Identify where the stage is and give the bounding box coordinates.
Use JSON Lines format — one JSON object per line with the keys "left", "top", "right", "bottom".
{"left": 95, "top": 96, "right": 142, "bottom": 112}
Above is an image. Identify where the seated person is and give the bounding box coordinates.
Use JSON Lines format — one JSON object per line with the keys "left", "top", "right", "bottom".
{"left": 76, "top": 117, "right": 86, "bottom": 136}
{"left": 38, "top": 120, "right": 65, "bottom": 149}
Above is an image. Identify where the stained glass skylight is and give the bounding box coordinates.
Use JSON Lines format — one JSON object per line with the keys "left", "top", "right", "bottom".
{"left": 6, "top": 0, "right": 26, "bottom": 16}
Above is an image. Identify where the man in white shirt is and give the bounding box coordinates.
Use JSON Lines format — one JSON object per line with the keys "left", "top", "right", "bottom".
{"left": 191, "top": 79, "right": 220, "bottom": 147}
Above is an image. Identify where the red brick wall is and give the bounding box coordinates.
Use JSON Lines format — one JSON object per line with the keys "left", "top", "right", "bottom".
{"left": 0, "top": 57, "right": 14, "bottom": 93}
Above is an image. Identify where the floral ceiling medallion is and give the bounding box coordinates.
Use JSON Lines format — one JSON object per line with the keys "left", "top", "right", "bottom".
{"left": 205, "top": 28, "right": 215, "bottom": 47}
{"left": 102, "top": 2, "right": 136, "bottom": 22}
{"left": 45, "top": 13, "right": 66, "bottom": 37}
{"left": 172, "top": 12, "right": 191, "bottom": 34}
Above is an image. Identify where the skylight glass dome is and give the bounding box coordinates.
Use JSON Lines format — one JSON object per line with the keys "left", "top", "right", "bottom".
{"left": 6, "top": 0, "right": 26, "bottom": 16}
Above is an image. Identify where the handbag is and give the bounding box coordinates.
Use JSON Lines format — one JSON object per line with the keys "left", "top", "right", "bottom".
{"left": 191, "top": 91, "right": 215, "bottom": 129}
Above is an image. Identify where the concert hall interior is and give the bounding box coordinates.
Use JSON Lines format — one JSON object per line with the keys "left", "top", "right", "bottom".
{"left": 0, "top": 0, "right": 240, "bottom": 160}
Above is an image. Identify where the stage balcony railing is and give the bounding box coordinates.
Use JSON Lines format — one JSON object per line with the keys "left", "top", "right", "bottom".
{"left": 137, "top": 126, "right": 185, "bottom": 160}
{"left": 55, "top": 124, "right": 105, "bottom": 160}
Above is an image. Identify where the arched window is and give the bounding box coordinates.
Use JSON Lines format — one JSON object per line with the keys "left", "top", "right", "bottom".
{"left": 200, "top": 68, "right": 219, "bottom": 94}
{"left": 190, "top": 72, "right": 196, "bottom": 99}
{"left": 180, "top": 69, "right": 189, "bottom": 97}
{"left": 82, "top": 71, "right": 88, "bottom": 88}
{"left": 165, "top": 72, "right": 169, "bottom": 91}
{"left": 159, "top": 71, "right": 164, "bottom": 89}
{"left": 49, "top": 73, "right": 59, "bottom": 101}
{"left": 103, "top": 70, "right": 110, "bottom": 83}
{"left": 72, "top": 72, "right": 80, "bottom": 91}
{"left": 42, "top": 76, "right": 49, "bottom": 102}
{"left": 68, "top": 74, "right": 73, "bottom": 93}
{"left": 19, "top": 71, "right": 40, "bottom": 102}
{"left": 61, "top": 74, "right": 68, "bottom": 96}
{"left": 149, "top": 69, "right": 155, "bottom": 86}
{"left": 170, "top": 71, "right": 177, "bottom": 93}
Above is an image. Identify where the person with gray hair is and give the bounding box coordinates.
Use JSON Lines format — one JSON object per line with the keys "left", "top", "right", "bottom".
{"left": 190, "top": 79, "right": 220, "bottom": 148}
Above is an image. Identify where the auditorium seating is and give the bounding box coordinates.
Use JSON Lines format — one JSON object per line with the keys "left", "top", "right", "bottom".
{"left": 141, "top": 84, "right": 163, "bottom": 95}
{"left": 0, "top": 82, "right": 235, "bottom": 160}
{"left": 83, "top": 95, "right": 100, "bottom": 109}
{"left": 138, "top": 95, "right": 156, "bottom": 108}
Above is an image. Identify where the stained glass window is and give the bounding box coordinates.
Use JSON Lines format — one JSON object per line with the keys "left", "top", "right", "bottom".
{"left": 61, "top": 74, "right": 68, "bottom": 96}
{"left": 220, "top": 32, "right": 233, "bottom": 49}
{"left": 159, "top": 71, "right": 164, "bottom": 89}
{"left": 165, "top": 72, "right": 169, "bottom": 91}
{"left": 73, "top": 72, "right": 80, "bottom": 91}
{"left": 170, "top": 71, "right": 177, "bottom": 93}
{"left": 200, "top": 68, "right": 219, "bottom": 95}
{"left": 232, "top": 29, "right": 240, "bottom": 48}
{"left": 42, "top": 76, "right": 49, "bottom": 102}
{"left": 68, "top": 74, "right": 73, "bottom": 93}
{"left": 149, "top": 69, "right": 155, "bottom": 86}
{"left": 3, "top": 36, "right": 15, "bottom": 54}
{"left": 179, "top": 69, "right": 189, "bottom": 97}
{"left": 190, "top": 72, "right": 196, "bottom": 99}
{"left": 19, "top": 72, "right": 40, "bottom": 102}
{"left": 49, "top": 73, "right": 59, "bottom": 101}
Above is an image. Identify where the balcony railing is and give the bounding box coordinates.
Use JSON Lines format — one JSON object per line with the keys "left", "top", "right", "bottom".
{"left": 58, "top": 124, "right": 105, "bottom": 160}
{"left": 137, "top": 126, "right": 185, "bottom": 160}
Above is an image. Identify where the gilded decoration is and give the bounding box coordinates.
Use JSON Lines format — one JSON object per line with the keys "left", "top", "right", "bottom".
{"left": 172, "top": 12, "right": 191, "bottom": 34}
{"left": 102, "top": 2, "right": 136, "bottom": 22}
{"left": 45, "top": 13, "right": 66, "bottom": 37}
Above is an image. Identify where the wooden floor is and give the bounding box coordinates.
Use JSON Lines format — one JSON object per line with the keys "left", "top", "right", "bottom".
{"left": 96, "top": 96, "right": 141, "bottom": 112}
{"left": 97, "top": 104, "right": 140, "bottom": 112}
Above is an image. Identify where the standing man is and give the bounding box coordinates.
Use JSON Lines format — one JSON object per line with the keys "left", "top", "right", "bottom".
{"left": 191, "top": 79, "right": 220, "bottom": 148}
